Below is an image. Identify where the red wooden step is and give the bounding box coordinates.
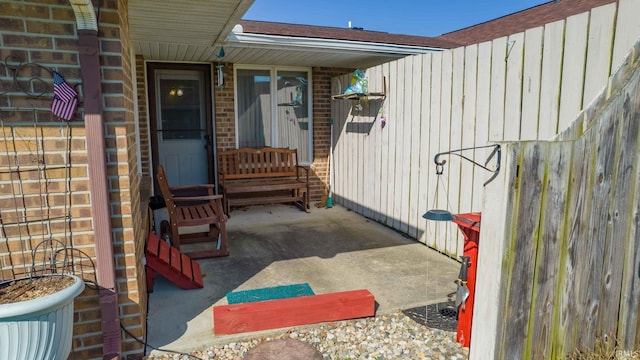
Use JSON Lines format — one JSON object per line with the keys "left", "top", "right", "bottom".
{"left": 213, "top": 289, "right": 375, "bottom": 335}
{"left": 145, "top": 232, "right": 204, "bottom": 291}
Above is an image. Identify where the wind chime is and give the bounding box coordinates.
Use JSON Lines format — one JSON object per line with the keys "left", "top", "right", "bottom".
{"left": 215, "top": 47, "right": 225, "bottom": 89}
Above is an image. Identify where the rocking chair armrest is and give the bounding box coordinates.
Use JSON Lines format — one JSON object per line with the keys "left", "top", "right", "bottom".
{"left": 213, "top": 199, "right": 228, "bottom": 222}
{"left": 172, "top": 194, "right": 224, "bottom": 202}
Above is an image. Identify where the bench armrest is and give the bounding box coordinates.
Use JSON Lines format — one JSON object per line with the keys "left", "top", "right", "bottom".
{"left": 296, "top": 165, "right": 310, "bottom": 182}
{"left": 172, "top": 194, "right": 224, "bottom": 202}
{"left": 169, "top": 184, "right": 216, "bottom": 192}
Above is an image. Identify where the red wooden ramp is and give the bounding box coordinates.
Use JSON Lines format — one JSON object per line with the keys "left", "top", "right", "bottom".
{"left": 213, "top": 289, "right": 375, "bottom": 334}
{"left": 145, "top": 232, "right": 204, "bottom": 291}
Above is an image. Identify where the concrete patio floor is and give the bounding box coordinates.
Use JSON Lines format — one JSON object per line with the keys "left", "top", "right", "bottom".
{"left": 145, "top": 204, "right": 460, "bottom": 354}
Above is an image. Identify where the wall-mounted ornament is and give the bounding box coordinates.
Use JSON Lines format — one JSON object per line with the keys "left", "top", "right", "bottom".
{"left": 1, "top": 55, "right": 81, "bottom": 121}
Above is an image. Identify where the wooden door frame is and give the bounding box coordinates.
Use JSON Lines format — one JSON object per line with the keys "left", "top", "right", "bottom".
{"left": 147, "top": 62, "right": 215, "bottom": 194}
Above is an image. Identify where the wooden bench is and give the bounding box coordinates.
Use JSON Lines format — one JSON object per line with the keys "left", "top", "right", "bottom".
{"left": 218, "top": 148, "right": 310, "bottom": 214}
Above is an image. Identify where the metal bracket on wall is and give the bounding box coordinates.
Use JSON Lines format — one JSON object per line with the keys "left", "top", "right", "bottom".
{"left": 1, "top": 55, "right": 55, "bottom": 98}
{"left": 1, "top": 55, "right": 81, "bottom": 101}
{"left": 434, "top": 144, "right": 501, "bottom": 186}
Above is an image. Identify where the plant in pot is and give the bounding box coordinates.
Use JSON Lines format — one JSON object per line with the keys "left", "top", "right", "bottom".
{"left": 0, "top": 239, "right": 85, "bottom": 360}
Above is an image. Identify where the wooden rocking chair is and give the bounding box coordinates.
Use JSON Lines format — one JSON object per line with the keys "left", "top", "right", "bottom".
{"left": 156, "top": 164, "right": 229, "bottom": 259}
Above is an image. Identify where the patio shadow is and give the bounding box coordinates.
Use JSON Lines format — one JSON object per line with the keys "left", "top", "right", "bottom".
{"left": 145, "top": 204, "right": 459, "bottom": 354}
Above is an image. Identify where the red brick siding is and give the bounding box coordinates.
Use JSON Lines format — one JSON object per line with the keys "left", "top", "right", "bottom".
{"left": 0, "top": 0, "right": 147, "bottom": 358}
{"left": 135, "top": 55, "right": 150, "bottom": 177}
{"left": 105, "top": 1, "right": 148, "bottom": 358}
{"left": 310, "top": 67, "right": 353, "bottom": 203}
{"left": 214, "top": 62, "right": 237, "bottom": 150}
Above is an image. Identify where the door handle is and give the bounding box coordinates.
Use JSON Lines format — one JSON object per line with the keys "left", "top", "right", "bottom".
{"left": 204, "top": 134, "right": 213, "bottom": 149}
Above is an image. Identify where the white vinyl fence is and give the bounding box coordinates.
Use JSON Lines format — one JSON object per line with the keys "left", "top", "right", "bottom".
{"left": 471, "top": 36, "right": 640, "bottom": 358}
{"left": 331, "top": 0, "right": 640, "bottom": 257}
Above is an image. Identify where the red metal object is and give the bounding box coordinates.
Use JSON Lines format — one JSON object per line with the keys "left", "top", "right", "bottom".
{"left": 452, "top": 212, "right": 481, "bottom": 348}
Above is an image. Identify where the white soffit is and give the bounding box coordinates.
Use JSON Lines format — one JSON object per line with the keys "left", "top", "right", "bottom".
{"left": 220, "top": 31, "right": 443, "bottom": 67}
{"left": 129, "top": 0, "right": 254, "bottom": 62}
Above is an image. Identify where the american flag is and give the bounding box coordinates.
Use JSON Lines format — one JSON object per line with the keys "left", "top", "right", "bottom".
{"left": 51, "top": 71, "right": 78, "bottom": 121}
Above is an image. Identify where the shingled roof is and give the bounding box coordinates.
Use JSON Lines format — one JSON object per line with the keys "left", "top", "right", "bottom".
{"left": 239, "top": 20, "right": 461, "bottom": 49}
{"left": 437, "top": 0, "right": 618, "bottom": 46}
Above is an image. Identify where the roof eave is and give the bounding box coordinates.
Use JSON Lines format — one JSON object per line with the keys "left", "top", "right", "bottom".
{"left": 223, "top": 32, "right": 445, "bottom": 56}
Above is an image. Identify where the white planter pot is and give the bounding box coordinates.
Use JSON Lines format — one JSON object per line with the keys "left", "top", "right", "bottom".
{"left": 0, "top": 275, "right": 85, "bottom": 360}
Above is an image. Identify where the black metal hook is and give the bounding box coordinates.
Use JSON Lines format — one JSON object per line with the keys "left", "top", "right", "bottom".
{"left": 433, "top": 144, "right": 501, "bottom": 186}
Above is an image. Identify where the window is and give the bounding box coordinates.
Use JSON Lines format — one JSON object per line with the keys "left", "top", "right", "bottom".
{"left": 158, "top": 76, "right": 204, "bottom": 140}
{"left": 235, "top": 66, "right": 312, "bottom": 164}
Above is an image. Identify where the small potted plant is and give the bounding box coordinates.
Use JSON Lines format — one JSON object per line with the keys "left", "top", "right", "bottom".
{"left": 0, "top": 239, "right": 85, "bottom": 360}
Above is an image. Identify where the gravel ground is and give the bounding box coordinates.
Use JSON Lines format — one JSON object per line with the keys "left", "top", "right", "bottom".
{"left": 144, "top": 308, "right": 469, "bottom": 360}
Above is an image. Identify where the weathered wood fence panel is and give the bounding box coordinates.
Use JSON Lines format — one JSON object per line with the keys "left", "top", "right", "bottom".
{"left": 331, "top": 0, "right": 640, "bottom": 258}
{"left": 501, "top": 142, "right": 546, "bottom": 359}
{"left": 466, "top": 143, "right": 519, "bottom": 360}
{"left": 529, "top": 141, "right": 572, "bottom": 360}
{"left": 472, "top": 39, "right": 640, "bottom": 357}
{"left": 617, "top": 64, "right": 640, "bottom": 348}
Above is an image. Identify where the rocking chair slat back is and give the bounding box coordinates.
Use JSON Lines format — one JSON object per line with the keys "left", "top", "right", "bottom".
{"left": 156, "top": 164, "right": 228, "bottom": 259}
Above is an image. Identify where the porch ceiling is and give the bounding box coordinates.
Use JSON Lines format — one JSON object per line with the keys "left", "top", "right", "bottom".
{"left": 128, "top": 0, "right": 254, "bottom": 62}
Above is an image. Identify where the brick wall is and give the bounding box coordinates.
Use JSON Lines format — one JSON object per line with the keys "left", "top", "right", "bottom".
{"left": 103, "top": 1, "right": 147, "bottom": 358}
{"left": 310, "top": 67, "right": 353, "bottom": 203}
{"left": 214, "top": 62, "right": 236, "bottom": 151}
{"left": 136, "top": 55, "right": 150, "bottom": 177}
{"left": 0, "top": 1, "right": 147, "bottom": 359}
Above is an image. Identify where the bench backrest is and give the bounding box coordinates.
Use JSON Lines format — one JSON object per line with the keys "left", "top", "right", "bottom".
{"left": 218, "top": 148, "right": 300, "bottom": 180}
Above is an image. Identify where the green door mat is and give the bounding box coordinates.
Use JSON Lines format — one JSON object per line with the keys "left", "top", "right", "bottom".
{"left": 226, "top": 283, "right": 314, "bottom": 304}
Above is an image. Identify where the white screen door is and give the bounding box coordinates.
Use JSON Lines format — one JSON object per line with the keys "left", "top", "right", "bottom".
{"left": 155, "top": 70, "right": 208, "bottom": 186}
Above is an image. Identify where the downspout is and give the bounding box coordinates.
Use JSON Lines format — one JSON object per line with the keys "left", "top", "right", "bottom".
{"left": 70, "top": 1, "right": 122, "bottom": 359}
